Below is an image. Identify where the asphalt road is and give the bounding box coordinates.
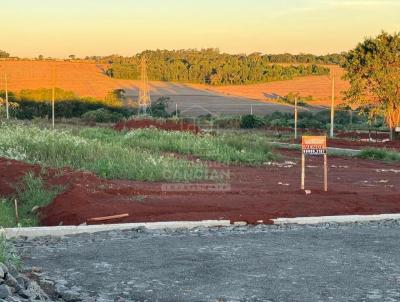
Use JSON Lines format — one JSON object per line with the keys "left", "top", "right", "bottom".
{"left": 15, "top": 221, "right": 400, "bottom": 302}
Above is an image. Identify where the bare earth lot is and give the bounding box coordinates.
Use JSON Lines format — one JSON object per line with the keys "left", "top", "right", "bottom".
{"left": 1, "top": 149, "right": 399, "bottom": 226}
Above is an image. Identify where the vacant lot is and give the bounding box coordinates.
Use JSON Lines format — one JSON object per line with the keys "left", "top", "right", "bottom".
{"left": 0, "top": 122, "right": 399, "bottom": 227}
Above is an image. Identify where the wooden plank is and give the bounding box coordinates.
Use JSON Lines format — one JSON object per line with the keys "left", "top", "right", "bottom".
{"left": 87, "top": 213, "right": 129, "bottom": 223}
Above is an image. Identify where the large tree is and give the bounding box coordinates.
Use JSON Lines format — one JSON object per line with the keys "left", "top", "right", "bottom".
{"left": 344, "top": 32, "right": 400, "bottom": 139}
{"left": 0, "top": 50, "right": 9, "bottom": 58}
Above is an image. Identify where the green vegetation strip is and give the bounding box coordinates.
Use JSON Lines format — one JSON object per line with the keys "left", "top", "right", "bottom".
{"left": 0, "top": 123, "right": 207, "bottom": 181}
{"left": 358, "top": 148, "right": 400, "bottom": 162}
{"left": 0, "top": 173, "right": 61, "bottom": 227}
{"left": 78, "top": 127, "right": 276, "bottom": 165}
{"left": 0, "top": 123, "right": 276, "bottom": 183}
{"left": 0, "top": 235, "right": 21, "bottom": 268}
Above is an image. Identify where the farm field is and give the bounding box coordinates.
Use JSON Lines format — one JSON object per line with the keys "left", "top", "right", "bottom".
{"left": 0, "top": 60, "right": 348, "bottom": 116}
{"left": 202, "top": 65, "right": 349, "bottom": 106}
{"left": 0, "top": 121, "right": 399, "bottom": 227}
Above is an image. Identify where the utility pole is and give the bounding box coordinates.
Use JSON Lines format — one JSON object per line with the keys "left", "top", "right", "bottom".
{"left": 175, "top": 103, "right": 178, "bottom": 119}
{"left": 5, "top": 73, "right": 9, "bottom": 119}
{"left": 294, "top": 97, "right": 298, "bottom": 140}
{"left": 330, "top": 71, "right": 335, "bottom": 139}
{"left": 250, "top": 105, "right": 253, "bottom": 115}
{"left": 52, "top": 65, "right": 56, "bottom": 128}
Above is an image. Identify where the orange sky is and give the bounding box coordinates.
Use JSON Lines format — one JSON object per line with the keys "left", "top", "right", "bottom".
{"left": 1, "top": 0, "right": 399, "bottom": 58}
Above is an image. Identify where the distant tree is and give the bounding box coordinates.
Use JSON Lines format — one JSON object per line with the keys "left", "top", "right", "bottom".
{"left": 0, "top": 50, "right": 10, "bottom": 58}
{"left": 69, "top": 54, "right": 76, "bottom": 60}
{"left": 38, "top": 54, "right": 44, "bottom": 60}
{"left": 103, "top": 49, "right": 331, "bottom": 86}
{"left": 344, "top": 32, "right": 400, "bottom": 140}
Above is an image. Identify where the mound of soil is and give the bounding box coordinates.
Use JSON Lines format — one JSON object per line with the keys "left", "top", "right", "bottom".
{"left": 114, "top": 119, "right": 200, "bottom": 133}
{"left": 1, "top": 150, "right": 400, "bottom": 227}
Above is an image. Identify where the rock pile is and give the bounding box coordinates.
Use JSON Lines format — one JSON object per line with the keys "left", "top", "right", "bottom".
{"left": 0, "top": 262, "right": 49, "bottom": 301}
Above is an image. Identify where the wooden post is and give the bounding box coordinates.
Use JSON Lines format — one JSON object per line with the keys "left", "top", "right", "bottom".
{"left": 52, "top": 65, "right": 56, "bottom": 128}
{"left": 324, "top": 153, "right": 328, "bottom": 192}
{"left": 5, "top": 73, "right": 9, "bottom": 120}
{"left": 330, "top": 71, "right": 335, "bottom": 138}
{"left": 250, "top": 105, "right": 253, "bottom": 115}
{"left": 301, "top": 153, "right": 305, "bottom": 190}
{"left": 14, "top": 199, "right": 19, "bottom": 225}
{"left": 294, "top": 97, "right": 298, "bottom": 140}
{"left": 175, "top": 103, "right": 178, "bottom": 119}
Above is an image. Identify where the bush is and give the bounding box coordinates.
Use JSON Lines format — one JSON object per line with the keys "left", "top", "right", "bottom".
{"left": 240, "top": 115, "right": 264, "bottom": 128}
{"left": 150, "top": 97, "right": 172, "bottom": 118}
{"left": 0, "top": 89, "right": 132, "bottom": 120}
{"left": 81, "top": 108, "right": 124, "bottom": 123}
{"left": 0, "top": 235, "right": 21, "bottom": 269}
{"left": 358, "top": 148, "right": 400, "bottom": 161}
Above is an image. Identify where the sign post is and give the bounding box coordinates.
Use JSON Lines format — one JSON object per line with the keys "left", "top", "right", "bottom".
{"left": 301, "top": 136, "right": 328, "bottom": 192}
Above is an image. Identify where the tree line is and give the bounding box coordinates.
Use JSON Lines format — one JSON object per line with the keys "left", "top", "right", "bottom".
{"left": 102, "top": 49, "right": 332, "bottom": 85}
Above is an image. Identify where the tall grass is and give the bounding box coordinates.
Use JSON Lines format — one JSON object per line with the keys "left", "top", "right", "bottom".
{"left": 79, "top": 128, "right": 276, "bottom": 165}
{"left": 0, "top": 173, "right": 61, "bottom": 227}
{"left": 0, "top": 235, "right": 21, "bottom": 269}
{"left": 358, "top": 148, "right": 400, "bottom": 161}
{"left": 0, "top": 123, "right": 207, "bottom": 181}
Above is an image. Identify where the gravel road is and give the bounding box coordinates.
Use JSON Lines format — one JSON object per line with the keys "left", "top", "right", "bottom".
{"left": 13, "top": 221, "right": 400, "bottom": 302}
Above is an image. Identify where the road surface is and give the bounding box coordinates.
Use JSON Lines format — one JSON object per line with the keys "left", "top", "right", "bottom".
{"left": 15, "top": 221, "right": 400, "bottom": 302}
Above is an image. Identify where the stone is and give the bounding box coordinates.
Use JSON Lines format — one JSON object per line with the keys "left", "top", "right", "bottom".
{"left": 17, "top": 289, "right": 30, "bottom": 299}
{"left": 60, "top": 289, "right": 82, "bottom": 302}
{"left": 30, "top": 267, "right": 42, "bottom": 273}
{"left": 0, "top": 284, "right": 10, "bottom": 299}
{"left": 0, "top": 267, "right": 4, "bottom": 280}
{"left": 0, "top": 264, "right": 7, "bottom": 276}
{"left": 4, "top": 275, "right": 18, "bottom": 289}
{"left": 15, "top": 276, "right": 28, "bottom": 290}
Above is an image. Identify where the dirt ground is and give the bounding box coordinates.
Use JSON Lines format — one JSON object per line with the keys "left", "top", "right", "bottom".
{"left": 1, "top": 148, "right": 399, "bottom": 226}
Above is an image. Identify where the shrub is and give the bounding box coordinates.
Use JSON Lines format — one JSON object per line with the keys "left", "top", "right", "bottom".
{"left": 358, "top": 148, "right": 400, "bottom": 161}
{"left": 81, "top": 108, "right": 124, "bottom": 123}
{"left": 0, "top": 235, "right": 21, "bottom": 269}
{"left": 240, "top": 115, "right": 264, "bottom": 129}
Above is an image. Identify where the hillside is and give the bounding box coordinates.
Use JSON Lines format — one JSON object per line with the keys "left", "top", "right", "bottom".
{"left": 200, "top": 65, "right": 349, "bottom": 106}
{"left": 0, "top": 61, "right": 349, "bottom": 112}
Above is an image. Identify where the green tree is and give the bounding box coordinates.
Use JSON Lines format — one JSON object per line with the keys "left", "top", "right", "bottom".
{"left": 0, "top": 50, "right": 10, "bottom": 58}
{"left": 344, "top": 32, "right": 400, "bottom": 140}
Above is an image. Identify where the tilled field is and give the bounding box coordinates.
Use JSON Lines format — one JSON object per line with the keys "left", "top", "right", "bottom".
{"left": 1, "top": 149, "right": 399, "bottom": 226}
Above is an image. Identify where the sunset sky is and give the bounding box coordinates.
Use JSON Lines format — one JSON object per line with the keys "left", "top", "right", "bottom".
{"left": 1, "top": 0, "right": 399, "bottom": 58}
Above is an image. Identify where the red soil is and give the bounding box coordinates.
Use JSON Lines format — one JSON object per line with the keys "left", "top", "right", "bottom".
{"left": 113, "top": 119, "right": 200, "bottom": 133}
{"left": 1, "top": 150, "right": 399, "bottom": 226}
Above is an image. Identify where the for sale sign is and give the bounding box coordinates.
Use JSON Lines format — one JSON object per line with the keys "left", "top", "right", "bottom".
{"left": 302, "top": 136, "right": 327, "bottom": 155}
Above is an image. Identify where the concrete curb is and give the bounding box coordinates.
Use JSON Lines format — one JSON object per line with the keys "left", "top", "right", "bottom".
{"left": 0, "top": 220, "right": 231, "bottom": 239}
{"left": 272, "top": 214, "right": 400, "bottom": 225}
{"left": 269, "top": 142, "right": 361, "bottom": 156}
